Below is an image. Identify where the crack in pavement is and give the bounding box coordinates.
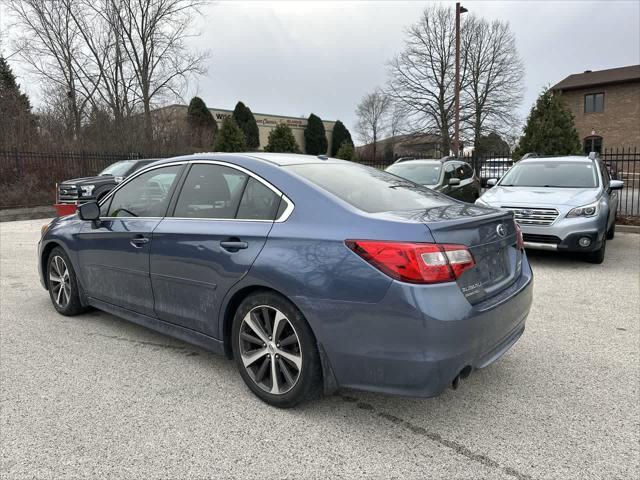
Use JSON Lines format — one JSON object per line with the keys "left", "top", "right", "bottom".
{"left": 86, "top": 332, "right": 200, "bottom": 356}
{"left": 341, "top": 395, "right": 534, "bottom": 480}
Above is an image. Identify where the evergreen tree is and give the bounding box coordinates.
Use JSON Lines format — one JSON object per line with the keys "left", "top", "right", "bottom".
{"left": 336, "top": 141, "right": 355, "bottom": 160}
{"left": 0, "top": 56, "right": 36, "bottom": 148}
{"left": 304, "top": 113, "right": 328, "bottom": 155}
{"left": 215, "top": 116, "right": 246, "bottom": 152}
{"left": 515, "top": 88, "right": 581, "bottom": 159}
{"left": 187, "top": 96, "right": 218, "bottom": 148}
{"left": 264, "top": 123, "right": 299, "bottom": 153}
{"left": 330, "top": 120, "right": 353, "bottom": 156}
{"left": 232, "top": 101, "right": 260, "bottom": 150}
{"left": 475, "top": 132, "right": 510, "bottom": 156}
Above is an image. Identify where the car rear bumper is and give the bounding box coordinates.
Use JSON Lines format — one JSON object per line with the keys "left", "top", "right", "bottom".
{"left": 296, "top": 257, "right": 533, "bottom": 398}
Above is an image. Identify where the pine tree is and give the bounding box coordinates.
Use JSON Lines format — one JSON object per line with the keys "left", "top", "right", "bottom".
{"left": 336, "top": 141, "right": 355, "bottom": 160}
{"left": 187, "top": 96, "right": 218, "bottom": 148}
{"left": 330, "top": 120, "right": 353, "bottom": 156}
{"left": 232, "top": 101, "right": 260, "bottom": 150}
{"left": 215, "top": 117, "right": 247, "bottom": 152}
{"left": 304, "top": 113, "right": 328, "bottom": 155}
{"left": 515, "top": 88, "right": 581, "bottom": 158}
{"left": 264, "top": 123, "right": 299, "bottom": 153}
{"left": 0, "top": 56, "right": 36, "bottom": 148}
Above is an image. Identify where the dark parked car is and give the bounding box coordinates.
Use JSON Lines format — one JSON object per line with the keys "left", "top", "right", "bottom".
{"left": 39, "top": 153, "right": 532, "bottom": 408}
{"left": 386, "top": 158, "right": 481, "bottom": 202}
{"left": 57, "top": 159, "right": 159, "bottom": 205}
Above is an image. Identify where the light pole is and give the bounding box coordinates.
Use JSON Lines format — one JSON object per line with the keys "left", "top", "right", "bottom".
{"left": 454, "top": 2, "right": 467, "bottom": 157}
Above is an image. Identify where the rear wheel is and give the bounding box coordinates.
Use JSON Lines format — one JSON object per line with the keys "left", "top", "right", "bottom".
{"left": 47, "top": 247, "right": 87, "bottom": 316}
{"left": 231, "top": 291, "right": 321, "bottom": 408}
{"left": 585, "top": 237, "right": 606, "bottom": 264}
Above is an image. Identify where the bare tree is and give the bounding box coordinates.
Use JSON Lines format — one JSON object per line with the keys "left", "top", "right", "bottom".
{"left": 461, "top": 16, "right": 524, "bottom": 148}
{"left": 387, "top": 5, "right": 462, "bottom": 154}
{"left": 385, "top": 101, "right": 409, "bottom": 158}
{"left": 387, "top": 5, "right": 523, "bottom": 153}
{"left": 9, "top": 0, "right": 92, "bottom": 138}
{"left": 109, "top": 0, "right": 208, "bottom": 145}
{"left": 355, "top": 89, "right": 391, "bottom": 161}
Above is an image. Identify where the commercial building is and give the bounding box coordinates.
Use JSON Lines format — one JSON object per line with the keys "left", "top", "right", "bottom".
{"left": 552, "top": 65, "right": 640, "bottom": 153}
{"left": 155, "top": 104, "right": 336, "bottom": 153}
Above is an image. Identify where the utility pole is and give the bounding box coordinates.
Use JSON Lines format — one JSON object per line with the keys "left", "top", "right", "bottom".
{"left": 454, "top": 2, "right": 467, "bottom": 157}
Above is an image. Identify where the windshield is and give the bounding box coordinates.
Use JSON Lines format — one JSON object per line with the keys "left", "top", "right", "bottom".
{"left": 499, "top": 161, "right": 599, "bottom": 188}
{"left": 386, "top": 163, "right": 442, "bottom": 185}
{"left": 286, "top": 163, "right": 453, "bottom": 213}
{"left": 100, "top": 160, "right": 136, "bottom": 177}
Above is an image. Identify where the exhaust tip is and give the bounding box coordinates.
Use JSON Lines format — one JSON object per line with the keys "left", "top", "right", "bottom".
{"left": 459, "top": 366, "right": 473, "bottom": 379}
{"left": 451, "top": 375, "right": 460, "bottom": 390}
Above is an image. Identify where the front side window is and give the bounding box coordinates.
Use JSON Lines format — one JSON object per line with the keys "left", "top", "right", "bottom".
{"left": 174, "top": 164, "right": 248, "bottom": 219}
{"left": 442, "top": 164, "right": 456, "bottom": 183}
{"left": 499, "top": 161, "right": 598, "bottom": 188}
{"left": 286, "top": 163, "right": 453, "bottom": 213}
{"left": 584, "top": 93, "right": 604, "bottom": 113}
{"left": 457, "top": 163, "right": 473, "bottom": 179}
{"left": 107, "top": 165, "right": 182, "bottom": 217}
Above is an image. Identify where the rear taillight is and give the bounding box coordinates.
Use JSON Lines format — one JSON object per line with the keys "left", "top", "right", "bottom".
{"left": 515, "top": 223, "right": 524, "bottom": 250}
{"left": 345, "top": 240, "right": 475, "bottom": 284}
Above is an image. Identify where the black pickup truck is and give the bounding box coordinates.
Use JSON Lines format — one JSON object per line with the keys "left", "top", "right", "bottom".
{"left": 57, "top": 159, "right": 158, "bottom": 205}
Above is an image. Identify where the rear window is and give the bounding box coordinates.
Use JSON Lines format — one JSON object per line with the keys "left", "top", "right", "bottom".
{"left": 286, "top": 163, "right": 453, "bottom": 213}
{"left": 386, "top": 163, "right": 442, "bottom": 185}
{"left": 500, "top": 161, "right": 598, "bottom": 188}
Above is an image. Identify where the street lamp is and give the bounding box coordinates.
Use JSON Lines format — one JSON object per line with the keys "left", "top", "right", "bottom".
{"left": 454, "top": 2, "right": 467, "bottom": 157}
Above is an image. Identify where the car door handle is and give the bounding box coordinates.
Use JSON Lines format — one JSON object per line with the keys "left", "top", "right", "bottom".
{"left": 220, "top": 240, "right": 248, "bottom": 251}
{"left": 130, "top": 235, "right": 149, "bottom": 248}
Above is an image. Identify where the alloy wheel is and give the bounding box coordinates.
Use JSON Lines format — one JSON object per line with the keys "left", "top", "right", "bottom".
{"left": 239, "top": 305, "right": 302, "bottom": 395}
{"left": 49, "top": 255, "right": 71, "bottom": 308}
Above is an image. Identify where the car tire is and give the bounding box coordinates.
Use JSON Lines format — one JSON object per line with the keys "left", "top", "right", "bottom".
{"left": 231, "top": 291, "right": 322, "bottom": 408}
{"left": 585, "top": 237, "right": 606, "bottom": 264}
{"left": 606, "top": 222, "right": 615, "bottom": 240}
{"left": 46, "top": 247, "right": 87, "bottom": 316}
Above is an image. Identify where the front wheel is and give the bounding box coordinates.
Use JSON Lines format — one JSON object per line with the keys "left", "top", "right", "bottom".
{"left": 47, "top": 247, "right": 87, "bottom": 316}
{"left": 585, "top": 237, "right": 606, "bottom": 264}
{"left": 231, "top": 291, "right": 322, "bottom": 408}
{"left": 607, "top": 222, "right": 615, "bottom": 240}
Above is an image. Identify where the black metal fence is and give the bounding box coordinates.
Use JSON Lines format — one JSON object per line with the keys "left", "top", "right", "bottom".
{"left": 0, "top": 150, "right": 154, "bottom": 208}
{"left": 2, "top": 148, "right": 639, "bottom": 218}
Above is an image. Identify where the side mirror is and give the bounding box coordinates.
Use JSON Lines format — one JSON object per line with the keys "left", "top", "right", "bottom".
{"left": 609, "top": 180, "right": 624, "bottom": 190}
{"left": 486, "top": 178, "right": 498, "bottom": 187}
{"left": 448, "top": 178, "right": 461, "bottom": 186}
{"left": 78, "top": 202, "right": 100, "bottom": 221}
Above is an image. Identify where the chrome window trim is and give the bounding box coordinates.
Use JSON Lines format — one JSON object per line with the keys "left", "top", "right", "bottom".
{"left": 97, "top": 158, "right": 295, "bottom": 223}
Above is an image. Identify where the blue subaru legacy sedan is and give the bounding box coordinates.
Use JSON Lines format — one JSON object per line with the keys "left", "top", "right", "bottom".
{"left": 38, "top": 153, "right": 533, "bottom": 408}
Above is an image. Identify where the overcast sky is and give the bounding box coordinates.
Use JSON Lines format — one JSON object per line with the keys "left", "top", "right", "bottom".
{"left": 2, "top": 0, "right": 640, "bottom": 143}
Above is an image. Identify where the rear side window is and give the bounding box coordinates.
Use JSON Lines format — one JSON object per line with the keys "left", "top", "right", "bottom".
{"left": 286, "top": 163, "right": 453, "bottom": 213}
{"left": 107, "top": 165, "right": 182, "bottom": 217}
{"left": 174, "top": 164, "right": 248, "bottom": 219}
{"left": 237, "top": 178, "right": 281, "bottom": 220}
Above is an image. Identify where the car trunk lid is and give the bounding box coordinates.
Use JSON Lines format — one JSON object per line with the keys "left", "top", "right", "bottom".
{"left": 379, "top": 204, "right": 522, "bottom": 304}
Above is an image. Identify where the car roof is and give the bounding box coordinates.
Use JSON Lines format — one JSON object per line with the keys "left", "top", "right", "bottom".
{"left": 390, "top": 159, "right": 444, "bottom": 165}
{"left": 519, "top": 155, "right": 594, "bottom": 164}
{"left": 147, "top": 152, "right": 351, "bottom": 168}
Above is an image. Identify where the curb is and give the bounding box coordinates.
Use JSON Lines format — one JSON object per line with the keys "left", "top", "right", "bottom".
{"left": 0, "top": 206, "right": 56, "bottom": 223}
{"left": 617, "top": 224, "right": 640, "bottom": 234}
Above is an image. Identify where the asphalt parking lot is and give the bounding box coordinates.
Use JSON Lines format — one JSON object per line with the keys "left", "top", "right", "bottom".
{"left": 1, "top": 219, "right": 638, "bottom": 480}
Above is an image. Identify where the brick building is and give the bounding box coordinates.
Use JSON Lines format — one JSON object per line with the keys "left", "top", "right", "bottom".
{"left": 552, "top": 65, "right": 640, "bottom": 153}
